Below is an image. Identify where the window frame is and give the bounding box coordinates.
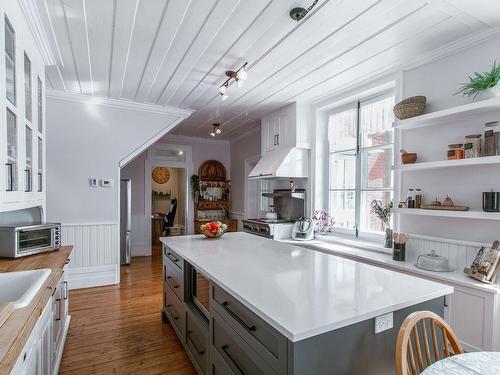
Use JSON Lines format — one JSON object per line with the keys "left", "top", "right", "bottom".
{"left": 5, "top": 16, "right": 16, "bottom": 106}
{"left": 327, "top": 91, "right": 394, "bottom": 241}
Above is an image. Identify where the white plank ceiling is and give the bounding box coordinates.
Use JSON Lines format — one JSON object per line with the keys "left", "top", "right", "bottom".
{"left": 38, "top": 0, "right": 500, "bottom": 140}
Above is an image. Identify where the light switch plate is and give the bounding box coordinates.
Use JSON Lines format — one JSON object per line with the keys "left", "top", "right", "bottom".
{"left": 89, "top": 178, "right": 98, "bottom": 187}
{"left": 374, "top": 312, "right": 393, "bottom": 334}
{"left": 100, "top": 179, "right": 113, "bottom": 188}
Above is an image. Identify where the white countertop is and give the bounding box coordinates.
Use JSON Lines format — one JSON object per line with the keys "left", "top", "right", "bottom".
{"left": 161, "top": 232, "right": 453, "bottom": 342}
{"left": 283, "top": 236, "right": 500, "bottom": 294}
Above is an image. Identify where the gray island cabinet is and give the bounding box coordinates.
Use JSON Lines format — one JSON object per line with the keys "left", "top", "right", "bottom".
{"left": 161, "top": 233, "right": 452, "bottom": 375}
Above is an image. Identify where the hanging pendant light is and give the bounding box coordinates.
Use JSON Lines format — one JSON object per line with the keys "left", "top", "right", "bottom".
{"left": 210, "top": 123, "right": 221, "bottom": 137}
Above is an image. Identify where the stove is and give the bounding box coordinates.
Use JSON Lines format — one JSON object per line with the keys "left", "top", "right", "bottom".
{"left": 242, "top": 218, "right": 295, "bottom": 240}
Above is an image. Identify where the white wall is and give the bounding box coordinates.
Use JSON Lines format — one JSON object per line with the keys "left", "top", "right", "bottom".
{"left": 229, "top": 128, "right": 261, "bottom": 218}
{"left": 45, "top": 94, "right": 191, "bottom": 287}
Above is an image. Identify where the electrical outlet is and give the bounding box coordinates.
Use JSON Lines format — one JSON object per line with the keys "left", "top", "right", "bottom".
{"left": 89, "top": 178, "right": 98, "bottom": 187}
{"left": 374, "top": 312, "right": 393, "bottom": 334}
{"left": 100, "top": 179, "right": 113, "bottom": 188}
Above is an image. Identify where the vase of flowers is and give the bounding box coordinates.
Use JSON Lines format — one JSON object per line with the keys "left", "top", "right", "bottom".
{"left": 370, "top": 200, "right": 393, "bottom": 248}
{"left": 312, "top": 210, "right": 335, "bottom": 234}
{"left": 455, "top": 61, "right": 500, "bottom": 100}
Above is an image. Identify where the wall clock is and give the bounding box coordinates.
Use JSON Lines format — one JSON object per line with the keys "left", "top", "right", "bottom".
{"left": 152, "top": 167, "right": 170, "bottom": 184}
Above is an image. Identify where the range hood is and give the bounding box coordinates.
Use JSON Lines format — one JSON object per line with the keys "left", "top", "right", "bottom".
{"left": 249, "top": 147, "right": 309, "bottom": 179}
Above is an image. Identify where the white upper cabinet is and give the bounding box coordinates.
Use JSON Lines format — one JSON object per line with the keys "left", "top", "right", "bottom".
{"left": 261, "top": 102, "right": 311, "bottom": 155}
{"left": 0, "top": 2, "right": 46, "bottom": 212}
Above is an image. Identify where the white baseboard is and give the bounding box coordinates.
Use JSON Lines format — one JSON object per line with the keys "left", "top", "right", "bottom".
{"left": 68, "top": 264, "right": 119, "bottom": 289}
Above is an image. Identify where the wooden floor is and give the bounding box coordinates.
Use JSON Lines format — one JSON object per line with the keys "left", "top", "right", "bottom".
{"left": 59, "top": 245, "right": 196, "bottom": 374}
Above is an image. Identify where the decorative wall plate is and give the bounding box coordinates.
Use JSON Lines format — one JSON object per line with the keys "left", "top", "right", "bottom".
{"left": 152, "top": 167, "right": 170, "bottom": 184}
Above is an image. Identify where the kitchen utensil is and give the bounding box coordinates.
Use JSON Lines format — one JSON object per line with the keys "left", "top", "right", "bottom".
{"left": 266, "top": 211, "right": 278, "bottom": 220}
{"left": 415, "top": 250, "right": 454, "bottom": 272}
{"left": 292, "top": 217, "right": 314, "bottom": 241}
{"left": 483, "top": 191, "right": 500, "bottom": 212}
{"left": 393, "top": 96, "right": 426, "bottom": 120}
{"left": 400, "top": 149, "right": 417, "bottom": 164}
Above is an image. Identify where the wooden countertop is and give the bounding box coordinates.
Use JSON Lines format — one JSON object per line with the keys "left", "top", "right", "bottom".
{"left": 0, "top": 246, "right": 73, "bottom": 374}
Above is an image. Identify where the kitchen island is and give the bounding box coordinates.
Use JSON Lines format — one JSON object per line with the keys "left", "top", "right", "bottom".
{"left": 160, "top": 232, "right": 453, "bottom": 374}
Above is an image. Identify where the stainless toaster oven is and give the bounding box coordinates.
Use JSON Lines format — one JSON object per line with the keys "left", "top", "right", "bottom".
{"left": 0, "top": 223, "right": 61, "bottom": 258}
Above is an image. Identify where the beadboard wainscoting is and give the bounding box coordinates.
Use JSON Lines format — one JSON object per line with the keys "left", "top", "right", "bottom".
{"left": 61, "top": 223, "right": 120, "bottom": 289}
{"left": 406, "top": 234, "right": 491, "bottom": 278}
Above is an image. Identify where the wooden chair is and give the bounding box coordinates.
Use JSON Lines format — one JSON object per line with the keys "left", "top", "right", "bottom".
{"left": 396, "top": 311, "right": 464, "bottom": 375}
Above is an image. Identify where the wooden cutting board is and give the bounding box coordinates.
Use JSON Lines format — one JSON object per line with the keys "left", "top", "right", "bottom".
{"left": 420, "top": 205, "right": 469, "bottom": 211}
{"left": 0, "top": 303, "right": 14, "bottom": 329}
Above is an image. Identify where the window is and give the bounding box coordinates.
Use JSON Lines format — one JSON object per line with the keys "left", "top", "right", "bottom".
{"left": 328, "top": 93, "right": 394, "bottom": 237}
{"left": 5, "top": 17, "right": 16, "bottom": 105}
{"left": 25, "top": 126, "right": 32, "bottom": 192}
{"left": 37, "top": 137, "right": 43, "bottom": 192}
{"left": 24, "top": 53, "right": 32, "bottom": 121}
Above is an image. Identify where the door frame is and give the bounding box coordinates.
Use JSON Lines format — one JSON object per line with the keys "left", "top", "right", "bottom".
{"left": 145, "top": 144, "right": 193, "bottom": 254}
{"left": 244, "top": 155, "right": 262, "bottom": 219}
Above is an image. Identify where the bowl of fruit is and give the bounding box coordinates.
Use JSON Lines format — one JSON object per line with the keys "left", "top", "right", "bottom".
{"left": 200, "top": 221, "right": 228, "bottom": 239}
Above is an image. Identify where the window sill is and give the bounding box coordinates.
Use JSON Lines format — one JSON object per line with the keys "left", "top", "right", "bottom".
{"left": 313, "top": 233, "right": 392, "bottom": 255}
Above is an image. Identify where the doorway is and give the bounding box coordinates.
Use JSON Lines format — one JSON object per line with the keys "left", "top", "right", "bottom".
{"left": 151, "top": 166, "right": 187, "bottom": 250}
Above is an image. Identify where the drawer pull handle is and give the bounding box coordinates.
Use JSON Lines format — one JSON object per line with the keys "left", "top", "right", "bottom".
{"left": 166, "top": 304, "right": 180, "bottom": 320}
{"left": 63, "top": 281, "right": 69, "bottom": 300}
{"left": 166, "top": 252, "right": 180, "bottom": 263}
{"left": 222, "top": 301, "right": 256, "bottom": 332}
{"left": 221, "top": 345, "right": 244, "bottom": 375}
{"left": 166, "top": 276, "right": 179, "bottom": 289}
{"left": 55, "top": 298, "right": 61, "bottom": 321}
{"left": 187, "top": 330, "right": 206, "bottom": 355}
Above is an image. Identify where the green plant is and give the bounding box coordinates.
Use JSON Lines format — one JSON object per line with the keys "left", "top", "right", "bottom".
{"left": 370, "top": 200, "right": 393, "bottom": 228}
{"left": 455, "top": 61, "right": 500, "bottom": 99}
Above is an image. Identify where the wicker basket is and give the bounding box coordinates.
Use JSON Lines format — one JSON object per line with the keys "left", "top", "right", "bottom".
{"left": 393, "top": 96, "right": 426, "bottom": 120}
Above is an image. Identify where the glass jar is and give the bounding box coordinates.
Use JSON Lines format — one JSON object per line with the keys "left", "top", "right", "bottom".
{"left": 494, "top": 124, "right": 500, "bottom": 156}
{"left": 484, "top": 121, "right": 498, "bottom": 156}
{"left": 447, "top": 144, "right": 464, "bottom": 160}
{"left": 464, "top": 134, "right": 481, "bottom": 158}
{"left": 415, "top": 188, "right": 422, "bottom": 208}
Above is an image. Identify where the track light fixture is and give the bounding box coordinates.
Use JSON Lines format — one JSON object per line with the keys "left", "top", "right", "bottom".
{"left": 210, "top": 123, "right": 221, "bottom": 137}
{"left": 289, "top": 0, "right": 319, "bottom": 22}
{"left": 218, "top": 62, "right": 248, "bottom": 100}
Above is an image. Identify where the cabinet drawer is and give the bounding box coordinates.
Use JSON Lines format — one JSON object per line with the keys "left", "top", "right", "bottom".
{"left": 163, "top": 246, "right": 183, "bottom": 270}
{"left": 186, "top": 308, "right": 209, "bottom": 374}
{"left": 211, "top": 284, "right": 287, "bottom": 373}
{"left": 164, "top": 257, "right": 184, "bottom": 302}
{"left": 212, "top": 310, "right": 277, "bottom": 375}
{"left": 164, "top": 282, "right": 185, "bottom": 337}
{"left": 211, "top": 344, "right": 236, "bottom": 375}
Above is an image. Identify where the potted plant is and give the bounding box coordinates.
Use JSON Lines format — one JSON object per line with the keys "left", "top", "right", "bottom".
{"left": 455, "top": 61, "right": 500, "bottom": 100}
{"left": 370, "top": 200, "right": 393, "bottom": 248}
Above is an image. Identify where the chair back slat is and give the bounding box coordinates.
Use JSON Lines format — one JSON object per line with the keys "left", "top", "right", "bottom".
{"left": 412, "top": 325, "right": 425, "bottom": 372}
{"left": 396, "top": 311, "right": 464, "bottom": 375}
{"left": 420, "top": 320, "right": 432, "bottom": 365}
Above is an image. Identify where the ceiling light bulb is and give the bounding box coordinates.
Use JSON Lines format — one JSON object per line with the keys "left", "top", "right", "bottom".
{"left": 237, "top": 79, "right": 244, "bottom": 88}
{"left": 218, "top": 85, "right": 226, "bottom": 95}
{"left": 178, "top": 150, "right": 184, "bottom": 155}
{"left": 237, "top": 67, "right": 248, "bottom": 81}
{"left": 210, "top": 130, "right": 216, "bottom": 137}
{"left": 221, "top": 94, "right": 228, "bottom": 101}
{"left": 215, "top": 127, "right": 221, "bottom": 134}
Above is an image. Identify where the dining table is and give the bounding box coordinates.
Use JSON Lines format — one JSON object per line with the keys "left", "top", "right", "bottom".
{"left": 422, "top": 352, "right": 500, "bottom": 374}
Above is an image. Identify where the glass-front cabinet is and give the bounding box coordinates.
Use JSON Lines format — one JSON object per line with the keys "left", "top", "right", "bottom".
{"left": 1, "top": 11, "right": 45, "bottom": 210}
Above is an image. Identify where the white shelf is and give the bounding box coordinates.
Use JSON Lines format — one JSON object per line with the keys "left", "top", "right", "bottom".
{"left": 393, "top": 96, "right": 500, "bottom": 130}
{"left": 395, "top": 155, "right": 500, "bottom": 172}
{"left": 394, "top": 208, "right": 500, "bottom": 220}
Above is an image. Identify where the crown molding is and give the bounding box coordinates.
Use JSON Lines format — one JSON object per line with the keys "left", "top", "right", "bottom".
{"left": 18, "top": 0, "right": 56, "bottom": 65}
{"left": 402, "top": 27, "right": 500, "bottom": 71}
{"left": 46, "top": 89, "right": 194, "bottom": 117}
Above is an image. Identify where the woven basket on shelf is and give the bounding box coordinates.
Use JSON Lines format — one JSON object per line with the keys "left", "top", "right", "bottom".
{"left": 393, "top": 96, "right": 426, "bottom": 120}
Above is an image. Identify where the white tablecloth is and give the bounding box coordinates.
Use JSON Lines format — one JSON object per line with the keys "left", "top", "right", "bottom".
{"left": 422, "top": 352, "right": 500, "bottom": 374}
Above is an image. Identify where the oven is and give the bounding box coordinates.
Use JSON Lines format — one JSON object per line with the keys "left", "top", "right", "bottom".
{"left": 0, "top": 223, "right": 61, "bottom": 258}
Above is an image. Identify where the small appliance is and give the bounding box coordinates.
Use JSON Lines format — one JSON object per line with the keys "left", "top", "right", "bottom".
{"left": 415, "top": 250, "right": 454, "bottom": 272}
{"left": 0, "top": 223, "right": 61, "bottom": 258}
{"left": 292, "top": 217, "right": 314, "bottom": 241}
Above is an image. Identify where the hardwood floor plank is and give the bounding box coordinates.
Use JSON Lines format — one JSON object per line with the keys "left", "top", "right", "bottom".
{"left": 60, "top": 251, "right": 196, "bottom": 374}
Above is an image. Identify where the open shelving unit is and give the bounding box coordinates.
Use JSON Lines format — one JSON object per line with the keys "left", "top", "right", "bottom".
{"left": 393, "top": 96, "right": 500, "bottom": 130}
{"left": 394, "top": 96, "right": 500, "bottom": 221}
{"left": 393, "top": 208, "right": 500, "bottom": 221}
{"left": 395, "top": 155, "right": 500, "bottom": 172}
